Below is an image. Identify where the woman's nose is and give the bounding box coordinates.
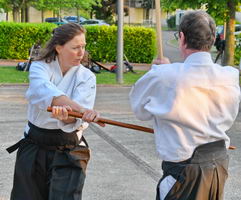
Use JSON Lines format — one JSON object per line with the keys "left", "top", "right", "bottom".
{"left": 78, "top": 48, "right": 85, "bottom": 56}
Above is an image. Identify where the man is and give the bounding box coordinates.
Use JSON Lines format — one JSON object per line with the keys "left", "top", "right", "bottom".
{"left": 129, "top": 11, "right": 240, "bottom": 200}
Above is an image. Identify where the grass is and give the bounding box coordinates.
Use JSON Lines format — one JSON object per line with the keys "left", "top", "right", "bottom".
{"left": 2, "top": 65, "right": 240, "bottom": 85}
{"left": 96, "top": 70, "right": 146, "bottom": 85}
{"left": 0, "top": 66, "right": 29, "bottom": 83}
{"left": 0, "top": 66, "right": 147, "bottom": 85}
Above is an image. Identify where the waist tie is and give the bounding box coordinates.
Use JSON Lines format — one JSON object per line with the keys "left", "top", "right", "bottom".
{"left": 7, "top": 121, "right": 88, "bottom": 153}
{"left": 162, "top": 140, "right": 227, "bottom": 183}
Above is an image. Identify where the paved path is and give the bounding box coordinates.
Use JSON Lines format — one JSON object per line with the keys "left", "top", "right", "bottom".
{"left": 0, "top": 85, "right": 241, "bottom": 200}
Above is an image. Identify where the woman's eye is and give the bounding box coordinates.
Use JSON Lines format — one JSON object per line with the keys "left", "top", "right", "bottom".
{"left": 73, "top": 46, "right": 85, "bottom": 50}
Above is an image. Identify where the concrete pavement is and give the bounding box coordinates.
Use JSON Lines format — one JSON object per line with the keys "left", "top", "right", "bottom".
{"left": 0, "top": 85, "right": 241, "bottom": 200}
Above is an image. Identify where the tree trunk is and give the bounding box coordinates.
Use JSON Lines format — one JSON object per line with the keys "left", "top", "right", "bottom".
{"left": 58, "top": 8, "right": 61, "bottom": 20}
{"left": 41, "top": 10, "right": 44, "bottom": 22}
{"left": 25, "top": 6, "right": 29, "bottom": 22}
{"left": 222, "top": 0, "right": 236, "bottom": 66}
{"left": 77, "top": 8, "right": 80, "bottom": 23}
{"left": 13, "top": 7, "right": 20, "bottom": 22}
{"left": 21, "top": 8, "right": 25, "bottom": 22}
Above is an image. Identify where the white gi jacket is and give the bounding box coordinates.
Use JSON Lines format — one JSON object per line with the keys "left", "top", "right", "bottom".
{"left": 25, "top": 59, "right": 96, "bottom": 135}
{"left": 129, "top": 52, "right": 241, "bottom": 162}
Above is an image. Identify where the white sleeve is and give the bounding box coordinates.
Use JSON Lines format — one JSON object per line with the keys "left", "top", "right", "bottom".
{"left": 129, "top": 67, "right": 159, "bottom": 121}
{"left": 57, "top": 75, "right": 96, "bottom": 132}
{"left": 25, "top": 62, "right": 65, "bottom": 110}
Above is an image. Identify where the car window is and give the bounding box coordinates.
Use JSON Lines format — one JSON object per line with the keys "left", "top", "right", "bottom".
{"left": 69, "top": 17, "right": 76, "bottom": 20}
{"left": 45, "top": 18, "right": 60, "bottom": 22}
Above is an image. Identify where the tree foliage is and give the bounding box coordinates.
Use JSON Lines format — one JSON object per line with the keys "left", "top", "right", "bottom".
{"left": 90, "top": 0, "right": 116, "bottom": 24}
{"left": 161, "top": 0, "right": 240, "bottom": 25}
{"left": 0, "top": 0, "right": 99, "bottom": 21}
{"left": 160, "top": 0, "right": 241, "bottom": 66}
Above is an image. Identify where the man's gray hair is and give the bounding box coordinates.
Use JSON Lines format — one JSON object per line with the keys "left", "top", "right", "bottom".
{"left": 179, "top": 10, "right": 216, "bottom": 51}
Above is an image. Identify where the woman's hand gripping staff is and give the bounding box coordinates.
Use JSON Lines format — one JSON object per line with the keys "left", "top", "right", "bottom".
{"left": 51, "top": 105, "right": 105, "bottom": 127}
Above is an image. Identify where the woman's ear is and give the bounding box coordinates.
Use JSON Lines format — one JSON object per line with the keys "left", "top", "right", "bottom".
{"left": 55, "top": 45, "right": 62, "bottom": 54}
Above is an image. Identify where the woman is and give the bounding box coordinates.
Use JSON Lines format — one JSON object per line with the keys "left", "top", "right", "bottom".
{"left": 7, "top": 23, "right": 104, "bottom": 200}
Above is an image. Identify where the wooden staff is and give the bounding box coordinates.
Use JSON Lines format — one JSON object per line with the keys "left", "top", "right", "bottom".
{"left": 47, "top": 107, "right": 153, "bottom": 134}
{"left": 47, "top": 107, "right": 236, "bottom": 150}
{"left": 155, "top": 0, "right": 163, "bottom": 59}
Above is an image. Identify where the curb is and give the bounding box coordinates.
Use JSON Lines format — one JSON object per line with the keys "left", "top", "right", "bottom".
{"left": 0, "top": 83, "right": 29, "bottom": 87}
{"left": 0, "top": 83, "right": 132, "bottom": 88}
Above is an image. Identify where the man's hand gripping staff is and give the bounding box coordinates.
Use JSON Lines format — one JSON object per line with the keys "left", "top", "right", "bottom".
{"left": 47, "top": 106, "right": 236, "bottom": 150}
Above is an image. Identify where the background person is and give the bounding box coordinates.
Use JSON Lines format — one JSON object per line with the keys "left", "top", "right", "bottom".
{"left": 129, "top": 11, "right": 240, "bottom": 200}
{"left": 7, "top": 23, "right": 104, "bottom": 200}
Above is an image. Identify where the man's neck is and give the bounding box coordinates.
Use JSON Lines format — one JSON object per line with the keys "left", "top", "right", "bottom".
{"left": 183, "top": 49, "right": 208, "bottom": 60}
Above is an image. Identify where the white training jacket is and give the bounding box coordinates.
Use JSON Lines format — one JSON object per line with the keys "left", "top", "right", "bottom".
{"left": 25, "top": 58, "right": 96, "bottom": 136}
{"left": 129, "top": 52, "right": 241, "bottom": 162}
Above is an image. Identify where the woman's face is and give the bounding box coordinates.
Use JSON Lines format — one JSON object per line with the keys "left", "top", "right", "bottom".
{"left": 56, "top": 33, "right": 86, "bottom": 71}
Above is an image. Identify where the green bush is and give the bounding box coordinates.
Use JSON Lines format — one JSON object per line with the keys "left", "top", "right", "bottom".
{"left": 234, "top": 33, "right": 241, "bottom": 66}
{"left": 166, "top": 15, "right": 176, "bottom": 30}
{"left": 85, "top": 25, "right": 156, "bottom": 63}
{"left": 0, "top": 22, "right": 56, "bottom": 59}
{"left": 0, "top": 22, "right": 156, "bottom": 63}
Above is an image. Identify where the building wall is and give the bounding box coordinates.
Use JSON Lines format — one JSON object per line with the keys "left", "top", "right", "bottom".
{"left": 29, "top": 7, "right": 42, "bottom": 23}
{"left": 124, "top": 7, "right": 167, "bottom": 25}
{"left": 0, "top": 8, "right": 6, "bottom": 21}
{"left": 29, "top": 7, "right": 57, "bottom": 23}
{"left": 3, "top": 4, "right": 168, "bottom": 25}
{"left": 236, "top": 9, "right": 241, "bottom": 23}
{"left": 124, "top": 7, "right": 144, "bottom": 24}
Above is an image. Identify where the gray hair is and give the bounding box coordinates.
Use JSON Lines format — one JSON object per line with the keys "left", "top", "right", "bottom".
{"left": 179, "top": 10, "right": 216, "bottom": 51}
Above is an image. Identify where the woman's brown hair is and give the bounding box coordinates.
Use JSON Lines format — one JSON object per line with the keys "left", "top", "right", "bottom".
{"left": 36, "top": 23, "right": 86, "bottom": 63}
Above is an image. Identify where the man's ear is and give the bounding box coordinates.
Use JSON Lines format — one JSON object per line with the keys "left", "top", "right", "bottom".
{"left": 179, "top": 32, "right": 186, "bottom": 48}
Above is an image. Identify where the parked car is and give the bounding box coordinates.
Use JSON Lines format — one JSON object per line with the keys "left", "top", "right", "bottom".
{"left": 64, "top": 16, "right": 87, "bottom": 23}
{"left": 45, "top": 17, "right": 68, "bottom": 25}
{"left": 79, "top": 19, "right": 109, "bottom": 26}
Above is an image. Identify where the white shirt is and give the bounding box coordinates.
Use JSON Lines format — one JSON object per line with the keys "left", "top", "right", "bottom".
{"left": 129, "top": 52, "right": 240, "bottom": 162}
{"left": 25, "top": 59, "right": 96, "bottom": 134}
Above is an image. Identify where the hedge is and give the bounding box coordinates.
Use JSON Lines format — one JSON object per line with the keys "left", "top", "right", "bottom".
{"left": 234, "top": 33, "right": 241, "bottom": 66}
{"left": 0, "top": 22, "right": 56, "bottom": 59}
{"left": 0, "top": 22, "right": 156, "bottom": 63}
